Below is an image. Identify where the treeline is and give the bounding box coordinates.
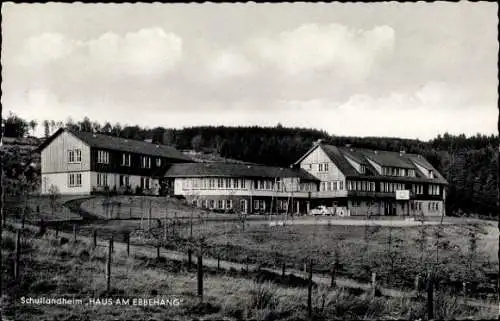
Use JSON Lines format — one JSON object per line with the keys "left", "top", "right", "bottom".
{"left": 2, "top": 113, "right": 498, "bottom": 217}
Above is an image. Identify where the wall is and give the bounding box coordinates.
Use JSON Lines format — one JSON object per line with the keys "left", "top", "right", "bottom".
{"left": 41, "top": 130, "right": 91, "bottom": 174}
{"left": 41, "top": 172, "right": 91, "bottom": 195}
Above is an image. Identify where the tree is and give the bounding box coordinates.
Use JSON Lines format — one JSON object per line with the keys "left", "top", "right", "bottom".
{"left": 191, "top": 135, "right": 204, "bottom": 152}
{"left": 101, "top": 122, "right": 112, "bottom": 134}
{"left": 79, "top": 117, "right": 92, "bottom": 132}
{"left": 3, "top": 112, "right": 29, "bottom": 138}
{"left": 28, "top": 120, "right": 38, "bottom": 136}
{"left": 43, "top": 120, "right": 50, "bottom": 138}
{"left": 162, "top": 129, "right": 176, "bottom": 146}
{"left": 111, "top": 123, "right": 122, "bottom": 137}
{"left": 50, "top": 120, "right": 56, "bottom": 134}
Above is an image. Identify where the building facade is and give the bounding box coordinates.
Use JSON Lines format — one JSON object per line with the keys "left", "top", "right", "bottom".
{"left": 38, "top": 128, "right": 193, "bottom": 195}
{"left": 293, "top": 142, "right": 448, "bottom": 216}
{"left": 163, "top": 163, "right": 319, "bottom": 214}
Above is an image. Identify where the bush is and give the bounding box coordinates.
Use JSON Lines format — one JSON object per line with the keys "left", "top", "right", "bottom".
{"left": 135, "top": 186, "right": 143, "bottom": 195}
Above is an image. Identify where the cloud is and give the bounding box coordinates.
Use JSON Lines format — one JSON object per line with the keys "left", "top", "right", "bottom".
{"left": 248, "top": 23, "right": 395, "bottom": 81}
{"left": 206, "top": 49, "right": 255, "bottom": 79}
{"left": 18, "top": 28, "right": 183, "bottom": 77}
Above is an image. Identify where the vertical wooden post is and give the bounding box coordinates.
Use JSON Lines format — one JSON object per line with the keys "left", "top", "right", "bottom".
{"left": 217, "top": 255, "right": 221, "bottom": 271}
{"left": 197, "top": 253, "right": 203, "bottom": 301}
{"left": 415, "top": 275, "right": 421, "bottom": 294}
{"left": 156, "top": 244, "right": 160, "bottom": 259}
{"left": 307, "top": 259, "right": 313, "bottom": 318}
{"left": 110, "top": 235, "right": 114, "bottom": 253}
{"left": 330, "top": 264, "right": 336, "bottom": 288}
{"left": 371, "top": 272, "right": 377, "bottom": 298}
{"left": 304, "top": 261, "right": 307, "bottom": 279}
{"left": 426, "top": 272, "right": 434, "bottom": 320}
{"left": 126, "top": 232, "right": 130, "bottom": 257}
{"left": 148, "top": 206, "right": 152, "bottom": 231}
{"left": 188, "top": 249, "right": 192, "bottom": 269}
{"left": 55, "top": 225, "right": 59, "bottom": 238}
{"left": 129, "top": 207, "right": 132, "bottom": 218}
{"left": 14, "top": 230, "right": 21, "bottom": 279}
{"left": 163, "top": 213, "right": 167, "bottom": 242}
{"left": 282, "top": 262, "right": 286, "bottom": 278}
{"left": 93, "top": 229, "right": 97, "bottom": 248}
{"left": 106, "top": 237, "right": 112, "bottom": 292}
{"left": 462, "top": 281, "right": 467, "bottom": 298}
{"left": 246, "top": 256, "right": 249, "bottom": 273}
{"left": 73, "top": 224, "right": 77, "bottom": 243}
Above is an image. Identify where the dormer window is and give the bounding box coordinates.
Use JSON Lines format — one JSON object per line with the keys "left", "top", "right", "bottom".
{"left": 156, "top": 158, "right": 162, "bottom": 167}
{"left": 428, "top": 170, "right": 434, "bottom": 179}
{"left": 360, "top": 165, "right": 366, "bottom": 174}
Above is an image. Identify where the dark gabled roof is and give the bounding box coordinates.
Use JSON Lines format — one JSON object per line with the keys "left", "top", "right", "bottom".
{"left": 37, "top": 128, "right": 194, "bottom": 162}
{"left": 295, "top": 143, "right": 448, "bottom": 185}
{"left": 164, "top": 163, "right": 319, "bottom": 181}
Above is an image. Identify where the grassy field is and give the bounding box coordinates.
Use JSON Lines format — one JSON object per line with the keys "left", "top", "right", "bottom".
{"left": 1, "top": 225, "right": 496, "bottom": 321}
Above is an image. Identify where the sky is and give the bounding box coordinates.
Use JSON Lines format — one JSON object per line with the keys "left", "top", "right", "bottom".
{"left": 1, "top": 2, "right": 498, "bottom": 140}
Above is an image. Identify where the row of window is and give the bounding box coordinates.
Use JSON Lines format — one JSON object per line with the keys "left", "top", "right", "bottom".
{"left": 183, "top": 178, "right": 248, "bottom": 190}
{"left": 428, "top": 185, "right": 440, "bottom": 195}
{"left": 382, "top": 167, "right": 416, "bottom": 177}
{"left": 96, "top": 173, "right": 150, "bottom": 189}
{"left": 194, "top": 199, "right": 234, "bottom": 210}
{"left": 319, "top": 181, "right": 345, "bottom": 192}
{"left": 410, "top": 201, "right": 440, "bottom": 212}
{"left": 379, "top": 182, "right": 405, "bottom": 193}
{"left": 347, "top": 181, "right": 376, "bottom": 192}
{"left": 411, "top": 184, "right": 424, "bottom": 195}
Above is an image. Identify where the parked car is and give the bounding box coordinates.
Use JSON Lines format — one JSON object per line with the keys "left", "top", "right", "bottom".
{"left": 308, "top": 205, "right": 335, "bottom": 216}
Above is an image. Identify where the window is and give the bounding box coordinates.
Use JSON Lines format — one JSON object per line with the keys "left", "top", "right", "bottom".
{"left": 209, "top": 200, "right": 215, "bottom": 209}
{"left": 201, "top": 200, "right": 207, "bottom": 209}
{"left": 119, "top": 175, "right": 124, "bottom": 187}
{"left": 122, "top": 153, "right": 131, "bottom": 166}
{"left": 340, "top": 181, "right": 344, "bottom": 190}
{"left": 324, "top": 163, "right": 329, "bottom": 171}
{"left": 97, "top": 173, "right": 108, "bottom": 187}
{"left": 371, "top": 182, "right": 375, "bottom": 191}
{"left": 360, "top": 165, "right": 366, "bottom": 174}
{"left": 217, "top": 178, "right": 224, "bottom": 189}
{"left": 259, "top": 180, "right": 265, "bottom": 190}
{"left": 68, "top": 173, "right": 82, "bottom": 187}
{"left": 233, "top": 179, "right": 239, "bottom": 189}
{"left": 226, "top": 200, "right": 232, "bottom": 209}
{"left": 97, "top": 150, "right": 109, "bottom": 164}
{"left": 156, "top": 158, "right": 162, "bottom": 167}
{"left": 265, "top": 180, "right": 271, "bottom": 190}
{"left": 327, "top": 182, "right": 332, "bottom": 191}
{"left": 192, "top": 200, "right": 197, "bottom": 207}
{"left": 318, "top": 164, "right": 323, "bottom": 172}
{"left": 254, "top": 200, "right": 259, "bottom": 210}
{"left": 218, "top": 200, "right": 224, "bottom": 209}
{"left": 141, "top": 156, "right": 151, "bottom": 168}
{"left": 68, "top": 149, "right": 82, "bottom": 163}
{"left": 409, "top": 169, "right": 415, "bottom": 177}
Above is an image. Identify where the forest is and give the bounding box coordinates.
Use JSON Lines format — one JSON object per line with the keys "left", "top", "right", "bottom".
{"left": 2, "top": 113, "right": 498, "bottom": 217}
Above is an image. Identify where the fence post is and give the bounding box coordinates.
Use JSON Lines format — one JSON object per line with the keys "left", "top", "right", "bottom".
{"left": 330, "top": 264, "right": 336, "bottom": 288}
{"left": 282, "top": 262, "right": 286, "bottom": 278}
{"left": 93, "top": 229, "right": 97, "bottom": 248}
{"left": 156, "top": 244, "right": 160, "bottom": 259}
{"left": 217, "top": 255, "right": 221, "bottom": 271}
{"left": 307, "top": 259, "right": 313, "bottom": 317}
{"left": 197, "top": 253, "right": 203, "bottom": 301}
{"left": 163, "top": 213, "right": 168, "bottom": 242}
{"left": 55, "top": 225, "right": 59, "bottom": 238}
{"left": 246, "top": 256, "right": 249, "bottom": 273}
{"left": 14, "top": 229, "right": 21, "bottom": 279}
{"left": 110, "top": 235, "right": 114, "bottom": 253}
{"left": 304, "top": 261, "right": 307, "bottom": 279}
{"left": 371, "top": 272, "right": 377, "bottom": 298}
{"left": 129, "top": 207, "right": 132, "bottom": 219}
{"left": 106, "top": 238, "right": 112, "bottom": 292}
{"left": 126, "top": 232, "right": 130, "bottom": 257}
{"left": 73, "top": 224, "right": 77, "bottom": 243}
{"left": 188, "top": 249, "right": 192, "bottom": 269}
{"left": 426, "top": 271, "right": 434, "bottom": 320}
{"left": 148, "top": 206, "right": 152, "bottom": 231}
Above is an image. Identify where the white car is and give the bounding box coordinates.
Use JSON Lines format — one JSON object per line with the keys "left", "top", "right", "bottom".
{"left": 308, "top": 205, "right": 335, "bottom": 216}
